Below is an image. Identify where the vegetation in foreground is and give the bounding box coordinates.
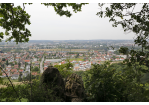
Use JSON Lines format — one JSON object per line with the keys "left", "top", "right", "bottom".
{"left": 1, "top": 61, "right": 149, "bottom": 102}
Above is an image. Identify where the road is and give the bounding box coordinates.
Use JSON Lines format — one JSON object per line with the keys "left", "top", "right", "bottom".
{"left": 40, "top": 56, "right": 44, "bottom": 74}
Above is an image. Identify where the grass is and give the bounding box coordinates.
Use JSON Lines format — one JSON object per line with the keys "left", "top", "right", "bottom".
{"left": 1, "top": 98, "right": 28, "bottom": 102}
{"left": 3, "top": 78, "right": 18, "bottom": 82}
{"left": 110, "top": 61, "right": 123, "bottom": 65}
{"left": 21, "top": 98, "right": 28, "bottom": 102}
{"left": 69, "top": 58, "right": 84, "bottom": 62}
{"left": 0, "top": 77, "right": 22, "bottom": 88}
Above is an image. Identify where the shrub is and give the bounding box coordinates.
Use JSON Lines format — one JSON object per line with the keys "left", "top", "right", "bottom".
{"left": 83, "top": 61, "right": 149, "bottom": 102}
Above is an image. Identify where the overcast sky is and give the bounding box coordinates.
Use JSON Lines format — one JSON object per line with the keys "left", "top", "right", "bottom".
{"left": 1, "top": 3, "right": 143, "bottom": 40}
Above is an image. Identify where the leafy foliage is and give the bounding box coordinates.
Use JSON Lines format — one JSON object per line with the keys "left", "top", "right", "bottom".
{"left": 0, "top": 3, "right": 31, "bottom": 43}
{"left": 54, "top": 60, "right": 73, "bottom": 78}
{"left": 42, "top": 3, "right": 88, "bottom": 17}
{"left": 97, "top": 3, "right": 149, "bottom": 35}
{"left": 0, "top": 79, "right": 62, "bottom": 102}
{"left": 32, "top": 66, "right": 40, "bottom": 72}
{"left": 97, "top": 3, "right": 149, "bottom": 83}
{"left": 83, "top": 62, "right": 149, "bottom": 102}
{"left": 0, "top": 3, "right": 88, "bottom": 43}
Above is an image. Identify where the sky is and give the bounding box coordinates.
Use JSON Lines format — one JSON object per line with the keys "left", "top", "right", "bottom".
{"left": 0, "top": 2, "right": 145, "bottom": 40}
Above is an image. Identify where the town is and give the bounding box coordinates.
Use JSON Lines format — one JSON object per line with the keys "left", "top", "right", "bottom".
{"left": 0, "top": 40, "right": 135, "bottom": 80}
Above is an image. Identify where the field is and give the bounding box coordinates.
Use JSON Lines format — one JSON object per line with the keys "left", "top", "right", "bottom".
{"left": 69, "top": 58, "right": 84, "bottom": 62}
{"left": 29, "top": 48, "right": 89, "bottom": 52}
{"left": 0, "top": 78, "right": 22, "bottom": 88}
{"left": 110, "top": 61, "right": 123, "bottom": 64}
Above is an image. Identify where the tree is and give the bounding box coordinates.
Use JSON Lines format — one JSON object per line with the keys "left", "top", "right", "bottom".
{"left": 32, "top": 66, "right": 40, "bottom": 72}
{"left": 112, "top": 55, "right": 116, "bottom": 60}
{"left": 97, "top": 3, "right": 149, "bottom": 82}
{"left": 18, "top": 62, "right": 21, "bottom": 68}
{"left": 18, "top": 72, "right": 22, "bottom": 82}
{"left": 1, "top": 64, "right": 5, "bottom": 68}
{"left": 54, "top": 60, "right": 73, "bottom": 78}
{"left": 25, "top": 62, "right": 27, "bottom": 67}
{"left": 83, "top": 62, "right": 148, "bottom": 102}
{"left": 9, "top": 62, "right": 14, "bottom": 66}
{"left": 2, "top": 58, "right": 5, "bottom": 61}
{"left": 75, "top": 53, "right": 79, "bottom": 58}
{"left": 6, "top": 60, "right": 9, "bottom": 66}
{"left": 14, "top": 61, "right": 17, "bottom": 65}
{"left": 22, "top": 74, "right": 30, "bottom": 81}
{"left": 0, "top": 3, "right": 88, "bottom": 43}
{"left": 97, "top": 3, "right": 149, "bottom": 53}
{"left": 97, "top": 3, "right": 149, "bottom": 37}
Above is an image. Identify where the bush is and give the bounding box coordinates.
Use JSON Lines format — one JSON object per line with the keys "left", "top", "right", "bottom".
{"left": 0, "top": 79, "right": 63, "bottom": 102}
{"left": 83, "top": 61, "right": 149, "bottom": 102}
{"left": 32, "top": 66, "right": 40, "bottom": 72}
{"left": 54, "top": 60, "right": 73, "bottom": 78}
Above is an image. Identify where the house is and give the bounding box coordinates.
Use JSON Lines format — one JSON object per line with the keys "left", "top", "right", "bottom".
{"left": 100, "top": 57, "right": 106, "bottom": 61}
{"left": 8, "top": 65, "right": 11, "bottom": 67}
{"left": 20, "top": 66, "right": 25, "bottom": 69}
{"left": 2, "top": 72, "right": 10, "bottom": 77}
{"left": 35, "top": 65, "right": 39, "bottom": 68}
{"left": 14, "top": 65, "right": 19, "bottom": 69}
{"left": 24, "top": 60, "right": 30, "bottom": 64}
{"left": 25, "top": 65, "right": 30, "bottom": 72}
{"left": 8, "top": 57, "right": 14, "bottom": 63}
{"left": 11, "top": 72, "right": 19, "bottom": 79}
{"left": 115, "top": 58, "right": 120, "bottom": 61}
{"left": 74, "top": 67, "right": 79, "bottom": 71}
{"left": 72, "top": 60, "right": 76, "bottom": 63}
{"left": 120, "top": 58, "right": 124, "bottom": 60}
{"left": 79, "top": 66, "right": 86, "bottom": 71}
{"left": 61, "top": 61, "right": 66, "bottom": 64}
{"left": 22, "top": 71, "right": 29, "bottom": 77}
{"left": 19, "top": 69, "right": 24, "bottom": 73}
{"left": 79, "top": 61, "right": 82, "bottom": 63}
{"left": 34, "top": 61, "right": 39, "bottom": 65}
{"left": 31, "top": 72, "right": 38, "bottom": 76}
{"left": 44, "top": 67, "right": 48, "bottom": 71}
{"left": 6, "top": 67, "right": 11, "bottom": 71}
{"left": 10, "top": 69, "right": 17, "bottom": 73}
{"left": 79, "top": 54, "right": 83, "bottom": 56}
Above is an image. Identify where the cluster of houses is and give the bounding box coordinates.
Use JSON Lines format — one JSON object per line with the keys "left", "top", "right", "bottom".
{"left": 0, "top": 49, "right": 126, "bottom": 79}
{"left": 43, "top": 50, "right": 126, "bottom": 71}
{"left": 0, "top": 51, "right": 44, "bottom": 79}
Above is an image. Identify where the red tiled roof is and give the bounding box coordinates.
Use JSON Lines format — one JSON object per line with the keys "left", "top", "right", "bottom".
{"left": 19, "top": 70, "right": 24, "bottom": 72}
{"left": 24, "top": 60, "right": 30, "bottom": 62}
{"left": 61, "top": 61, "right": 65, "bottom": 64}
{"left": 12, "top": 72, "right": 19, "bottom": 75}
{"left": 35, "top": 61, "right": 39, "bottom": 63}
{"left": 16, "top": 57, "right": 21, "bottom": 59}
{"left": 2, "top": 73, "right": 9, "bottom": 76}
{"left": 44, "top": 67, "right": 48, "bottom": 71}
{"left": 32, "top": 72, "right": 38, "bottom": 76}
{"left": 74, "top": 67, "right": 79, "bottom": 69}
{"left": 11, "top": 69, "right": 17, "bottom": 72}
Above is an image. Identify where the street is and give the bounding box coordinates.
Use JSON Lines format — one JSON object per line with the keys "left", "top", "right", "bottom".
{"left": 40, "top": 56, "right": 44, "bottom": 74}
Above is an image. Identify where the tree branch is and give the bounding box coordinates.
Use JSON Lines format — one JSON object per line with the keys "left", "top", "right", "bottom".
{"left": 0, "top": 66, "right": 21, "bottom": 102}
